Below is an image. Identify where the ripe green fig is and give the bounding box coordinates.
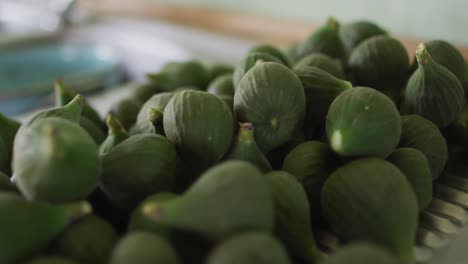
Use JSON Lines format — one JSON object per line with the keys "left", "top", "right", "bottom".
{"left": 147, "top": 61, "right": 208, "bottom": 91}
{"left": 233, "top": 52, "right": 283, "bottom": 88}
{"left": 249, "top": 44, "right": 291, "bottom": 66}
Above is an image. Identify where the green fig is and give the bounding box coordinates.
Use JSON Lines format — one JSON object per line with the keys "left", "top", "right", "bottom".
{"left": 282, "top": 141, "right": 338, "bottom": 222}
{"left": 110, "top": 231, "right": 180, "bottom": 264}
{"left": 296, "top": 17, "right": 346, "bottom": 62}
{"left": 99, "top": 114, "right": 129, "bottom": 155}
{"left": 24, "top": 256, "right": 79, "bottom": 264}
{"left": 399, "top": 115, "right": 448, "bottom": 180}
{"left": 219, "top": 95, "right": 234, "bottom": 113}
{"left": 100, "top": 134, "right": 177, "bottom": 209}
{"left": 322, "top": 243, "right": 400, "bottom": 264}
{"left": 339, "top": 20, "right": 388, "bottom": 57}
{"left": 0, "top": 113, "right": 21, "bottom": 174}
{"left": 266, "top": 130, "right": 306, "bottom": 170}
{"left": 109, "top": 98, "right": 142, "bottom": 130}
{"left": 207, "top": 74, "right": 234, "bottom": 96}
{"left": 284, "top": 43, "right": 299, "bottom": 65}
{"left": 129, "top": 192, "right": 179, "bottom": 235}
{"left": 14, "top": 118, "right": 100, "bottom": 202}
{"left": 234, "top": 62, "right": 306, "bottom": 152}
{"left": 294, "top": 66, "right": 352, "bottom": 138}
{"left": 403, "top": 43, "right": 465, "bottom": 128}
{"left": 164, "top": 90, "right": 234, "bottom": 168}
{"left": 0, "top": 171, "right": 15, "bottom": 192}
{"left": 233, "top": 52, "right": 283, "bottom": 88}
{"left": 130, "top": 83, "right": 159, "bottom": 103}
{"left": 249, "top": 44, "right": 291, "bottom": 66}
{"left": 0, "top": 193, "right": 91, "bottom": 264}
{"left": 141, "top": 161, "right": 273, "bottom": 241}
{"left": 293, "top": 53, "right": 345, "bottom": 79}
{"left": 265, "top": 171, "right": 323, "bottom": 263}
{"left": 206, "top": 232, "right": 291, "bottom": 264}
{"left": 54, "top": 80, "right": 103, "bottom": 128}
{"left": 348, "top": 36, "right": 410, "bottom": 88}
{"left": 225, "top": 123, "right": 272, "bottom": 173}
{"left": 147, "top": 61, "right": 208, "bottom": 91}
{"left": 79, "top": 117, "right": 106, "bottom": 144}
{"left": 50, "top": 215, "right": 118, "bottom": 264}
{"left": 388, "top": 148, "right": 433, "bottom": 210}
{"left": 130, "top": 108, "right": 165, "bottom": 135}
{"left": 321, "top": 158, "right": 418, "bottom": 263}
{"left": 206, "top": 63, "right": 234, "bottom": 83}
{"left": 411, "top": 40, "right": 466, "bottom": 83}
{"left": 326, "top": 87, "right": 402, "bottom": 158}
{"left": 136, "top": 92, "right": 174, "bottom": 124}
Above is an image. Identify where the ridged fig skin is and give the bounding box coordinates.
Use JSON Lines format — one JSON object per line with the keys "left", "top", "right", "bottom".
{"left": 404, "top": 44, "right": 465, "bottom": 128}
{"left": 163, "top": 90, "right": 234, "bottom": 167}
{"left": 110, "top": 232, "right": 180, "bottom": 264}
{"left": 136, "top": 93, "right": 174, "bottom": 124}
{"left": 322, "top": 243, "right": 400, "bottom": 264}
{"left": 100, "top": 134, "right": 177, "bottom": 209}
{"left": 399, "top": 115, "right": 448, "bottom": 180}
{"left": 141, "top": 161, "right": 274, "bottom": 241}
{"left": 248, "top": 44, "right": 292, "bottom": 66}
{"left": 388, "top": 148, "right": 433, "bottom": 210}
{"left": 321, "top": 158, "right": 418, "bottom": 263}
{"left": 206, "top": 232, "right": 291, "bottom": 264}
{"left": 147, "top": 61, "right": 208, "bottom": 91}
{"left": 234, "top": 62, "right": 306, "bottom": 153}
{"left": 207, "top": 74, "right": 234, "bottom": 96}
{"left": 326, "top": 87, "right": 401, "bottom": 158}
{"left": 348, "top": 36, "right": 409, "bottom": 88}
{"left": 14, "top": 118, "right": 101, "bottom": 203}
{"left": 339, "top": 21, "right": 388, "bottom": 56}
{"left": 233, "top": 52, "right": 283, "bottom": 88}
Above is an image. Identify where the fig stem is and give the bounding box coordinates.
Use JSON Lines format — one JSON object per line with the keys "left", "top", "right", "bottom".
{"left": 239, "top": 123, "right": 255, "bottom": 143}
{"left": 415, "top": 43, "right": 432, "bottom": 66}
{"left": 106, "top": 114, "right": 127, "bottom": 135}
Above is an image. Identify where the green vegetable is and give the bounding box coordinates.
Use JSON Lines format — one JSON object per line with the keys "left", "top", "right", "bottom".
{"left": 14, "top": 118, "right": 100, "bottom": 202}
{"left": 234, "top": 62, "right": 306, "bottom": 152}
{"left": 403, "top": 43, "right": 465, "bottom": 128}
{"left": 109, "top": 98, "right": 142, "bottom": 130}
{"left": 206, "top": 232, "right": 291, "bottom": 264}
{"left": 321, "top": 158, "right": 418, "bottom": 263}
{"left": 339, "top": 21, "right": 388, "bottom": 56}
{"left": 411, "top": 40, "right": 466, "bottom": 83}
{"left": 141, "top": 161, "right": 273, "bottom": 241}
{"left": 0, "top": 171, "right": 15, "bottom": 192}
{"left": 129, "top": 192, "right": 179, "bottom": 235}
{"left": 294, "top": 53, "right": 345, "bottom": 79}
{"left": 164, "top": 90, "right": 234, "bottom": 168}
{"left": 207, "top": 74, "right": 234, "bottom": 96}
{"left": 100, "top": 134, "right": 177, "bottom": 209}
{"left": 206, "top": 63, "right": 234, "bottom": 83}
{"left": 296, "top": 17, "right": 346, "bottom": 62}
{"left": 294, "top": 65, "right": 351, "bottom": 138}
{"left": 225, "top": 123, "right": 272, "bottom": 173}
{"left": 129, "top": 108, "right": 164, "bottom": 135}
{"left": 249, "top": 44, "right": 291, "bottom": 66}
{"left": 0, "top": 193, "right": 91, "bottom": 264}
{"left": 388, "top": 148, "right": 433, "bottom": 210}
{"left": 348, "top": 36, "right": 409, "bottom": 88}
{"left": 99, "top": 115, "right": 129, "bottom": 155}
{"left": 0, "top": 113, "right": 20, "bottom": 175}
{"left": 24, "top": 256, "right": 79, "bottom": 264}
{"left": 282, "top": 141, "right": 337, "bottom": 222}
{"left": 50, "top": 215, "right": 119, "bottom": 264}
{"left": 54, "top": 80, "right": 103, "bottom": 128}
{"left": 233, "top": 52, "right": 283, "bottom": 88}
{"left": 326, "top": 87, "right": 401, "bottom": 158}
{"left": 399, "top": 115, "right": 448, "bottom": 179}
{"left": 110, "top": 232, "right": 180, "bottom": 264}
{"left": 266, "top": 171, "right": 322, "bottom": 263}
{"left": 79, "top": 117, "right": 106, "bottom": 144}
{"left": 322, "top": 243, "right": 400, "bottom": 264}
{"left": 136, "top": 92, "right": 174, "bottom": 124}
{"left": 147, "top": 61, "right": 208, "bottom": 91}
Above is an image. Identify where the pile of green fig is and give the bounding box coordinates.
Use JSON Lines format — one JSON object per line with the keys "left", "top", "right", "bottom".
{"left": 1, "top": 16, "right": 468, "bottom": 264}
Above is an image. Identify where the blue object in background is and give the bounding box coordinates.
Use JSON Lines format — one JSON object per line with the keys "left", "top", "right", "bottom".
{"left": 0, "top": 44, "right": 121, "bottom": 116}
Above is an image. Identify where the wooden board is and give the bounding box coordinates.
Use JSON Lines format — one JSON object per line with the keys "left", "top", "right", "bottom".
{"left": 80, "top": 0, "right": 468, "bottom": 60}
